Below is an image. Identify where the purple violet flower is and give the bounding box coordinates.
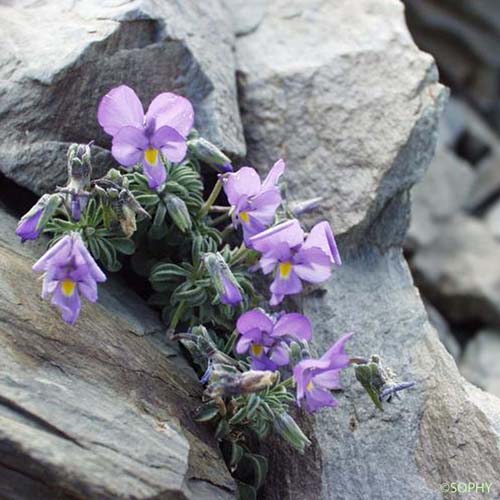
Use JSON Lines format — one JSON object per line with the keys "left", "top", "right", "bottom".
{"left": 294, "top": 332, "right": 353, "bottom": 413}
{"left": 203, "top": 252, "right": 243, "bottom": 306}
{"left": 97, "top": 85, "right": 194, "bottom": 191}
{"left": 16, "top": 206, "right": 44, "bottom": 242}
{"left": 16, "top": 194, "right": 61, "bottom": 243}
{"left": 249, "top": 219, "right": 341, "bottom": 305}
{"left": 236, "top": 308, "right": 312, "bottom": 371}
{"left": 32, "top": 232, "right": 107, "bottom": 325}
{"left": 223, "top": 159, "right": 285, "bottom": 245}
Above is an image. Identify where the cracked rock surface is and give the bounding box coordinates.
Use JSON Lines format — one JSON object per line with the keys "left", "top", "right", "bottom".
{"left": 0, "top": 206, "right": 235, "bottom": 499}
{"left": 0, "top": 0, "right": 245, "bottom": 195}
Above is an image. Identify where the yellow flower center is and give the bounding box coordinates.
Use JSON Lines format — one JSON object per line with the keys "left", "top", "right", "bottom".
{"left": 251, "top": 344, "right": 264, "bottom": 357}
{"left": 279, "top": 261, "right": 293, "bottom": 279}
{"left": 240, "top": 211, "right": 250, "bottom": 224}
{"left": 306, "top": 381, "right": 314, "bottom": 392}
{"left": 144, "top": 147, "right": 159, "bottom": 166}
{"left": 61, "top": 279, "right": 76, "bottom": 297}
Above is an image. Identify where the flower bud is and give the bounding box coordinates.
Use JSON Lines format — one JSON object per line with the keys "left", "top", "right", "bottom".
{"left": 207, "top": 367, "right": 278, "bottom": 397}
{"left": 116, "top": 189, "right": 150, "bottom": 238}
{"left": 354, "top": 355, "right": 414, "bottom": 410}
{"left": 67, "top": 143, "right": 92, "bottom": 192}
{"left": 289, "top": 196, "right": 323, "bottom": 216}
{"left": 239, "top": 370, "right": 278, "bottom": 393}
{"left": 187, "top": 136, "right": 233, "bottom": 173}
{"left": 16, "top": 193, "right": 61, "bottom": 242}
{"left": 165, "top": 193, "right": 192, "bottom": 233}
{"left": 203, "top": 252, "right": 243, "bottom": 305}
{"left": 273, "top": 412, "right": 311, "bottom": 453}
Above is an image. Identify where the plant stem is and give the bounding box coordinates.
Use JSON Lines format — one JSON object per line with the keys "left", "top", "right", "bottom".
{"left": 223, "top": 329, "right": 239, "bottom": 354}
{"left": 210, "top": 205, "right": 230, "bottom": 213}
{"left": 230, "top": 243, "right": 252, "bottom": 266}
{"left": 169, "top": 300, "right": 187, "bottom": 332}
{"left": 275, "top": 376, "right": 295, "bottom": 390}
{"left": 349, "top": 356, "right": 369, "bottom": 365}
{"left": 221, "top": 224, "right": 235, "bottom": 242}
{"left": 209, "top": 212, "right": 230, "bottom": 226}
{"left": 198, "top": 178, "right": 223, "bottom": 219}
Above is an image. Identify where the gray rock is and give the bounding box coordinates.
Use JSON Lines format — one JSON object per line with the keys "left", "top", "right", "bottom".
{"left": 406, "top": 147, "right": 475, "bottom": 252}
{"left": 0, "top": 206, "right": 235, "bottom": 499}
{"left": 466, "top": 154, "right": 500, "bottom": 213}
{"left": 425, "top": 302, "right": 461, "bottom": 361}
{"left": 460, "top": 329, "right": 500, "bottom": 398}
{"left": 227, "top": 0, "right": 268, "bottom": 36}
{"left": 229, "top": 1, "right": 500, "bottom": 499}
{"left": 413, "top": 215, "right": 500, "bottom": 326}
{"left": 306, "top": 248, "right": 500, "bottom": 500}
{"left": 0, "top": 0, "right": 245, "bottom": 195}
{"left": 440, "top": 98, "right": 500, "bottom": 165}
{"left": 485, "top": 199, "right": 500, "bottom": 241}
{"left": 229, "top": 0, "right": 446, "bottom": 243}
{"left": 404, "top": 0, "right": 500, "bottom": 133}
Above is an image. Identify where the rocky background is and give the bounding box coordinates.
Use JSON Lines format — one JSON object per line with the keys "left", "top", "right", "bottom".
{"left": 1, "top": 1, "right": 500, "bottom": 499}
{"left": 404, "top": 0, "right": 500, "bottom": 401}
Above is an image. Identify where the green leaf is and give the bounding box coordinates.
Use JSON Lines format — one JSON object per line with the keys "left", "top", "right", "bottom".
{"left": 49, "top": 218, "right": 78, "bottom": 232}
{"left": 355, "top": 363, "right": 384, "bottom": 411}
{"left": 86, "top": 237, "right": 101, "bottom": 261}
{"left": 273, "top": 412, "right": 311, "bottom": 453}
{"left": 109, "top": 238, "right": 136, "bottom": 255}
{"left": 246, "top": 394, "right": 261, "bottom": 419}
{"left": 237, "top": 482, "right": 256, "bottom": 500}
{"left": 97, "top": 238, "right": 120, "bottom": 272}
{"left": 194, "top": 402, "right": 220, "bottom": 422}
{"left": 230, "top": 442, "right": 245, "bottom": 469}
{"left": 215, "top": 419, "right": 230, "bottom": 440}
{"left": 149, "top": 203, "right": 168, "bottom": 239}
{"left": 244, "top": 454, "right": 268, "bottom": 490}
{"left": 135, "top": 193, "right": 160, "bottom": 208}
{"left": 150, "top": 263, "right": 188, "bottom": 283}
{"left": 229, "top": 406, "right": 247, "bottom": 425}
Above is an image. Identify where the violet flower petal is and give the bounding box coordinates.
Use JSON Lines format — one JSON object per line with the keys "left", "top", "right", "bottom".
{"left": 142, "top": 159, "right": 167, "bottom": 191}
{"left": 224, "top": 167, "right": 262, "bottom": 206}
{"left": 269, "top": 269, "right": 303, "bottom": 296}
{"left": 304, "top": 221, "right": 341, "bottom": 266}
{"left": 270, "top": 293, "right": 284, "bottom": 306}
{"left": 249, "top": 189, "right": 282, "bottom": 226}
{"left": 72, "top": 234, "right": 107, "bottom": 282}
{"left": 51, "top": 283, "right": 81, "bottom": 326}
{"left": 152, "top": 125, "right": 188, "bottom": 164}
{"left": 261, "top": 158, "right": 285, "bottom": 191}
{"left": 293, "top": 247, "right": 332, "bottom": 284}
{"left": 97, "top": 85, "right": 145, "bottom": 136}
{"left": 319, "top": 332, "right": 354, "bottom": 368}
{"left": 237, "top": 308, "right": 274, "bottom": 335}
{"left": 272, "top": 312, "right": 312, "bottom": 341}
{"left": 145, "top": 92, "right": 194, "bottom": 137}
{"left": 16, "top": 209, "right": 43, "bottom": 242}
{"left": 269, "top": 342, "right": 290, "bottom": 366}
{"left": 220, "top": 275, "right": 243, "bottom": 305}
{"left": 313, "top": 369, "right": 342, "bottom": 390}
{"left": 111, "top": 126, "right": 148, "bottom": 168}
{"left": 32, "top": 236, "right": 72, "bottom": 272}
{"left": 250, "top": 219, "right": 305, "bottom": 254}
{"left": 305, "top": 385, "right": 338, "bottom": 413}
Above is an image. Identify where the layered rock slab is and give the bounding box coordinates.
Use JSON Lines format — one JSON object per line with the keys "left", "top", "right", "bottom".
{"left": 229, "top": 1, "right": 500, "bottom": 499}
{"left": 413, "top": 215, "right": 500, "bottom": 326}
{"left": 0, "top": 0, "right": 245, "bottom": 195}
{"left": 0, "top": 207, "right": 235, "bottom": 500}
{"left": 231, "top": 0, "right": 445, "bottom": 242}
